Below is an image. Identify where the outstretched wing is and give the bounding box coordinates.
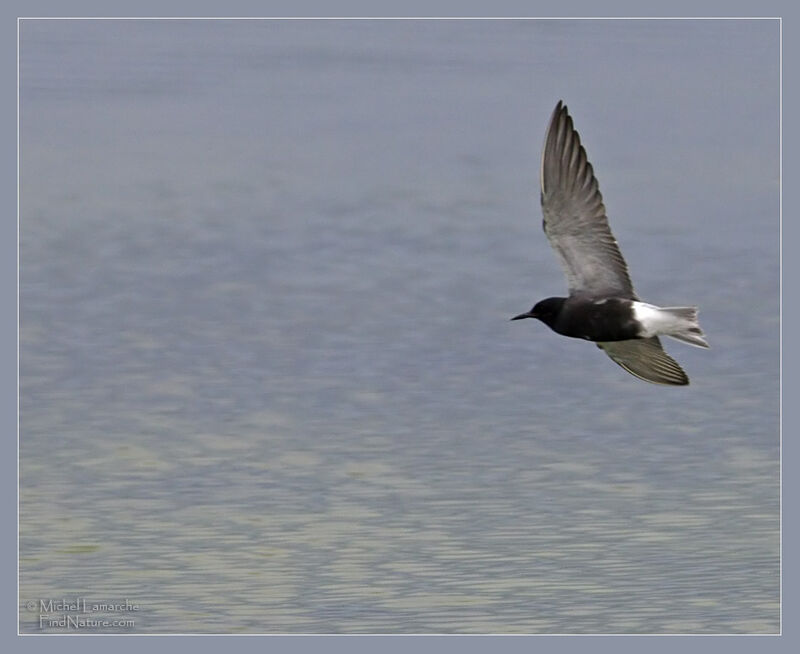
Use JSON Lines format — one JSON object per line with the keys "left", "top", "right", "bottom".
{"left": 597, "top": 338, "right": 689, "bottom": 386}
{"left": 540, "top": 101, "right": 635, "bottom": 297}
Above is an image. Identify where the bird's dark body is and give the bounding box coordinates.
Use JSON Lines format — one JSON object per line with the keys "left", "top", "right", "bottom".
{"left": 530, "top": 296, "right": 640, "bottom": 343}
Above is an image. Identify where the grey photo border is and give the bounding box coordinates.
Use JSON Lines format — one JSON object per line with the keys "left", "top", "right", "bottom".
{"left": 7, "top": 0, "right": 791, "bottom": 651}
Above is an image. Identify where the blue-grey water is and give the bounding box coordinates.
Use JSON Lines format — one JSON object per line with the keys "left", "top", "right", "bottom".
{"left": 19, "top": 19, "right": 779, "bottom": 633}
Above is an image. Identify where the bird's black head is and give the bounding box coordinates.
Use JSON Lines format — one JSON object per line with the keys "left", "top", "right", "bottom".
{"left": 511, "top": 297, "right": 565, "bottom": 329}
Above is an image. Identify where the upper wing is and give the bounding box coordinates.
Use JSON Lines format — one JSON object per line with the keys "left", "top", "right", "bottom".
{"left": 540, "top": 101, "right": 636, "bottom": 297}
{"left": 597, "top": 338, "right": 689, "bottom": 386}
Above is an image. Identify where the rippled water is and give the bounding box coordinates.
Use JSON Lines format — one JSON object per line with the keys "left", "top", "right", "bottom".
{"left": 20, "top": 19, "right": 779, "bottom": 633}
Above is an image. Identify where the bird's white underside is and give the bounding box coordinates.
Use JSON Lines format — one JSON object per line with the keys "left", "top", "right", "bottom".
{"left": 632, "top": 301, "right": 682, "bottom": 338}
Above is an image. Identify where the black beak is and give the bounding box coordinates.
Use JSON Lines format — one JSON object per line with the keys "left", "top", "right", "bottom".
{"left": 510, "top": 311, "right": 535, "bottom": 321}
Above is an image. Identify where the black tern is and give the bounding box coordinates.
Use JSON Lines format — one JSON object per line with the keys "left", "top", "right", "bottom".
{"left": 512, "top": 101, "right": 708, "bottom": 385}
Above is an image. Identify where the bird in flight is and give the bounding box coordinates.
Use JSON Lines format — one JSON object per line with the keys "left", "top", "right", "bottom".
{"left": 512, "top": 101, "right": 708, "bottom": 385}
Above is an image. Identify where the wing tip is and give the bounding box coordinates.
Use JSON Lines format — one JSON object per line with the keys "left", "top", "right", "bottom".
{"left": 541, "top": 100, "right": 569, "bottom": 194}
{"left": 553, "top": 99, "right": 569, "bottom": 125}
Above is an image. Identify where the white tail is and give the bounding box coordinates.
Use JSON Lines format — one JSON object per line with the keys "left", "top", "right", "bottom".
{"left": 632, "top": 303, "right": 709, "bottom": 348}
